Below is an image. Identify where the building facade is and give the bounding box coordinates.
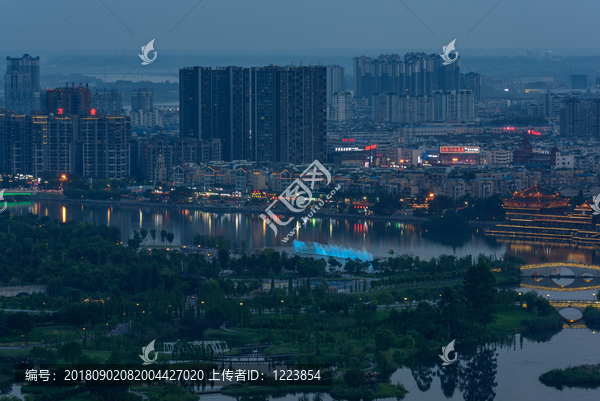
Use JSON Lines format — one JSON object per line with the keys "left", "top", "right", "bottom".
{"left": 92, "top": 88, "right": 124, "bottom": 114}
{"left": 131, "top": 88, "right": 154, "bottom": 111}
{"left": 251, "top": 65, "right": 326, "bottom": 164}
{"left": 331, "top": 91, "right": 352, "bottom": 121}
{"left": 179, "top": 66, "right": 250, "bottom": 161}
{"left": 326, "top": 65, "right": 346, "bottom": 106}
{"left": 354, "top": 53, "right": 461, "bottom": 101}
{"left": 4, "top": 54, "right": 41, "bottom": 114}
{"left": 80, "top": 116, "right": 130, "bottom": 179}
{"left": 44, "top": 84, "right": 92, "bottom": 116}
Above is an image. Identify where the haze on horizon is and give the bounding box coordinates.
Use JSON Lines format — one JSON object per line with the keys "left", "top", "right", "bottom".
{"left": 1, "top": 0, "right": 599, "bottom": 53}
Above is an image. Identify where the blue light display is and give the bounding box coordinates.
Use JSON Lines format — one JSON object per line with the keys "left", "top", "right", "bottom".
{"left": 293, "top": 240, "right": 373, "bottom": 262}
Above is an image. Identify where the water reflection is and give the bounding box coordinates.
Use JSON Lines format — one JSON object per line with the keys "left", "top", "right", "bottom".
{"left": 459, "top": 346, "right": 498, "bottom": 401}
{"left": 393, "top": 329, "right": 598, "bottom": 401}
{"left": 11, "top": 201, "right": 505, "bottom": 259}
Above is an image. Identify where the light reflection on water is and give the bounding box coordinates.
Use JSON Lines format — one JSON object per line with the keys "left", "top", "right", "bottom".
{"left": 14, "top": 201, "right": 505, "bottom": 260}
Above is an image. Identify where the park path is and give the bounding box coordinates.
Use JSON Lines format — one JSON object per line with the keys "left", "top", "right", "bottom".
{"left": 129, "top": 389, "right": 149, "bottom": 400}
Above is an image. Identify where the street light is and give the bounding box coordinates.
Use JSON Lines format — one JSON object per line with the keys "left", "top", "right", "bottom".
{"left": 547, "top": 294, "right": 550, "bottom": 302}
{"left": 593, "top": 293, "right": 596, "bottom": 302}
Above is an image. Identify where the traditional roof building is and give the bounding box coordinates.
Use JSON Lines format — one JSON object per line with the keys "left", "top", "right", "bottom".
{"left": 485, "top": 185, "right": 600, "bottom": 246}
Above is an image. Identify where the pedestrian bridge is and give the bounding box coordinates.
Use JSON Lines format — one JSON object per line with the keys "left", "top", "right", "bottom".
{"left": 548, "top": 300, "right": 599, "bottom": 323}
{"left": 549, "top": 300, "right": 600, "bottom": 312}
{"left": 520, "top": 263, "right": 600, "bottom": 277}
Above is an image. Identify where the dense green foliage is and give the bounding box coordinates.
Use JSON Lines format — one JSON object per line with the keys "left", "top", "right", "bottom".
{"left": 583, "top": 306, "right": 600, "bottom": 329}
{"left": 540, "top": 363, "right": 600, "bottom": 388}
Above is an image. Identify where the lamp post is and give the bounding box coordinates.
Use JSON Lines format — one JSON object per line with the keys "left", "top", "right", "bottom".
{"left": 547, "top": 294, "right": 550, "bottom": 302}
{"left": 593, "top": 293, "right": 596, "bottom": 302}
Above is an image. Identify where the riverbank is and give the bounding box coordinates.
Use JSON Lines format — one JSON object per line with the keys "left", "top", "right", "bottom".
{"left": 31, "top": 195, "right": 498, "bottom": 228}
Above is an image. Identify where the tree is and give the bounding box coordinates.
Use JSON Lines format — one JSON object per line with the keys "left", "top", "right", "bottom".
{"left": 344, "top": 367, "right": 364, "bottom": 389}
{"left": 150, "top": 228, "right": 157, "bottom": 244}
{"left": 160, "top": 229, "right": 167, "bottom": 245}
{"left": 218, "top": 248, "right": 230, "bottom": 270}
{"left": 240, "top": 240, "right": 248, "bottom": 259}
{"left": 7, "top": 312, "right": 34, "bottom": 334}
{"left": 129, "top": 230, "right": 142, "bottom": 249}
{"left": 375, "top": 350, "right": 397, "bottom": 370}
{"left": 374, "top": 328, "right": 395, "bottom": 351}
{"left": 328, "top": 256, "right": 342, "bottom": 272}
{"left": 463, "top": 262, "right": 498, "bottom": 330}
{"left": 378, "top": 292, "right": 394, "bottom": 309}
{"left": 166, "top": 232, "right": 175, "bottom": 246}
{"left": 140, "top": 228, "right": 148, "bottom": 245}
{"left": 60, "top": 342, "right": 82, "bottom": 364}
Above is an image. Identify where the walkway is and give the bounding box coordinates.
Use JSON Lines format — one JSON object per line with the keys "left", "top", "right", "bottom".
{"left": 129, "top": 389, "right": 148, "bottom": 401}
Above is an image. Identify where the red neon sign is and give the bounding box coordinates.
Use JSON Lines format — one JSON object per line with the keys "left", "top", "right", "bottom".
{"left": 342, "top": 138, "right": 355, "bottom": 142}
{"left": 90, "top": 109, "right": 96, "bottom": 116}
{"left": 503, "top": 127, "right": 515, "bottom": 131}
{"left": 57, "top": 108, "right": 64, "bottom": 115}
{"left": 440, "top": 147, "right": 465, "bottom": 153}
{"left": 365, "top": 144, "right": 377, "bottom": 151}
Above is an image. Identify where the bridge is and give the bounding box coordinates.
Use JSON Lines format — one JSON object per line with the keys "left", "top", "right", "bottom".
{"left": 519, "top": 263, "right": 600, "bottom": 277}
{"left": 549, "top": 300, "right": 600, "bottom": 312}
{"left": 0, "top": 285, "right": 46, "bottom": 297}
{"left": 2, "top": 191, "right": 37, "bottom": 196}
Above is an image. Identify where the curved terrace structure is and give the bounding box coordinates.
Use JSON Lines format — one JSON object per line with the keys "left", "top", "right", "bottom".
{"left": 485, "top": 185, "right": 600, "bottom": 246}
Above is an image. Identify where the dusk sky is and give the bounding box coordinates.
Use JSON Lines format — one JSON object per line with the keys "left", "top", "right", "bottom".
{"left": 1, "top": 0, "right": 599, "bottom": 52}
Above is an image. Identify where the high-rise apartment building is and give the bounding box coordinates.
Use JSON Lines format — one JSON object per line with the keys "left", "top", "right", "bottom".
{"left": 0, "top": 114, "right": 33, "bottom": 174}
{"left": 251, "top": 65, "right": 326, "bottom": 164}
{"left": 571, "top": 74, "right": 588, "bottom": 90}
{"left": 0, "top": 113, "right": 76, "bottom": 175}
{"left": 179, "top": 66, "right": 250, "bottom": 161}
{"left": 433, "top": 90, "right": 474, "bottom": 122}
{"left": 131, "top": 109, "right": 164, "bottom": 128}
{"left": 354, "top": 53, "right": 460, "bottom": 101}
{"left": 326, "top": 65, "right": 346, "bottom": 106}
{"left": 332, "top": 91, "right": 352, "bottom": 121}
{"left": 461, "top": 72, "right": 482, "bottom": 100}
{"left": 44, "top": 84, "right": 92, "bottom": 115}
{"left": 92, "top": 88, "right": 124, "bottom": 114}
{"left": 131, "top": 88, "right": 154, "bottom": 111}
{"left": 372, "top": 90, "right": 471, "bottom": 123}
{"left": 31, "top": 115, "right": 76, "bottom": 176}
{"left": 372, "top": 92, "right": 398, "bottom": 122}
{"left": 544, "top": 92, "right": 571, "bottom": 118}
{"left": 4, "top": 54, "right": 41, "bottom": 114}
{"left": 560, "top": 98, "right": 600, "bottom": 137}
{"left": 80, "top": 116, "right": 130, "bottom": 179}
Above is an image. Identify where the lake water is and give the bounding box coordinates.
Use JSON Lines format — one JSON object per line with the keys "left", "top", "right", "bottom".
{"left": 10, "top": 201, "right": 507, "bottom": 260}
{"left": 5, "top": 200, "right": 600, "bottom": 400}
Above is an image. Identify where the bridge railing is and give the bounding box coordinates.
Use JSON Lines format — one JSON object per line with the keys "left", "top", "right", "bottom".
{"left": 520, "top": 263, "right": 600, "bottom": 270}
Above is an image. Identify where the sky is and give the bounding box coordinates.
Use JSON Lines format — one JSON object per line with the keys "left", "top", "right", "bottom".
{"left": 1, "top": 0, "right": 600, "bottom": 53}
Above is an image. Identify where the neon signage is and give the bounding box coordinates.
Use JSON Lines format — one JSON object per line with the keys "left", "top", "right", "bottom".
{"left": 440, "top": 146, "right": 480, "bottom": 154}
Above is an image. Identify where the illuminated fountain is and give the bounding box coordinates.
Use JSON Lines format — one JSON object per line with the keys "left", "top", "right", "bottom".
{"left": 293, "top": 240, "right": 373, "bottom": 262}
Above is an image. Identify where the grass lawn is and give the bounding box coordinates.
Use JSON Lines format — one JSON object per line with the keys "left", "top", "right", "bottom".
{"left": 489, "top": 307, "right": 531, "bottom": 333}
{"left": 0, "top": 349, "right": 33, "bottom": 358}
{"left": 264, "top": 343, "right": 301, "bottom": 355}
{"left": 204, "top": 328, "right": 267, "bottom": 345}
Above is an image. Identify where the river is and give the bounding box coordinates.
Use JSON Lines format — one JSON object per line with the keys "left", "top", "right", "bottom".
{"left": 4, "top": 200, "right": 600, "bottom": 400}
